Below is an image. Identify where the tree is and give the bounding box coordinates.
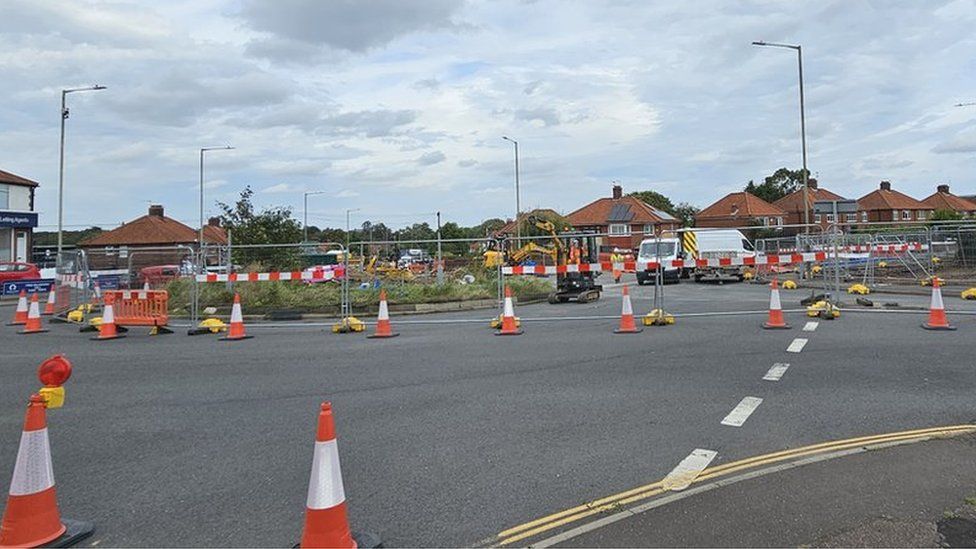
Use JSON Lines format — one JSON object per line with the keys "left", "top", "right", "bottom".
{"left": 930, "top": 209, "right": 964, "bottom": 222}
{"left": 628, "top": 190, "right": 676, "bottom": 216}
{"left": 217, "top": 186, "right": 303, "bottom": 269}
{"left": 673, "top": 202, "right": 699, "bottom": 228}
{"left": 745, "top": 167, "right": 809, "bottom": 203}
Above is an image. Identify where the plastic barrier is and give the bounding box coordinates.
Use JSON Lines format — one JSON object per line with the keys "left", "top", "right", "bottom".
{"left": 102, "top": 290, "right": 171, "bottom": 333}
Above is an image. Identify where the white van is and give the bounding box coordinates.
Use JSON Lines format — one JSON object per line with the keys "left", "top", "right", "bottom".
{"left": 636, "top": 229, "right": 755, "bottom": 284}
{"left": 636, "top": 237, "right": 681, "bottom": 285}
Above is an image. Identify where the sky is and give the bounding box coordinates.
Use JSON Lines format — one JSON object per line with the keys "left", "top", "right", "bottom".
{"left": 2, "top": 0, "right": 976, "bottom": 232}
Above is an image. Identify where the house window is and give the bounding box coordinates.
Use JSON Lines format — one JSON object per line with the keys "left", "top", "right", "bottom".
{"left": 814, "top": 214, "right": 822, "bottom": 223}
{"left": 892, "top": 210, "right": 899, "bottom": 221}
{"left": 0, "top": 184, "right": 8, "bottom": 209}
{"left": 846, "top": 213, "right": 857, "bottom": 223}
{"left": 775, "top": 217, "right": 783, "bottom": 226}
{"left": 861, "top": 211, "right": 868, "bottom": 222}
{"left": 826, "top": 214, "right": 834, "bottom": 223}
{"left": 642, "top": 224, "right": 654, "bottom": 234}
{"left": 917, "top": 210, "right": 926, "bottom": 221}
{"left": 609, "top": 223, "right": 630, "bottom": 236}
{"left": 902, "top": 210, "right": 912, "bottom": 220}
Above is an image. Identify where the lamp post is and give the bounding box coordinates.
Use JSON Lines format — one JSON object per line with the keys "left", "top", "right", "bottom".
{"left": 436, "top": 211, "right": 443, "bottom": 285}
{"left": 58, "top": 85, "right": 106, "bottom": 257}
{"left": 343, "top": 208, "right": 360, "bottom": 318}
{"left": 502, "top": 136, "right": 522, "bottom": 242}
{"left": 752, "top": 41, "right": 810, "bottom": 233}
{"left": 199, "top": 146, "right": 234, "bottom": 251}
{"left": 303, "top": 190, "right": 329, "bottom": 242}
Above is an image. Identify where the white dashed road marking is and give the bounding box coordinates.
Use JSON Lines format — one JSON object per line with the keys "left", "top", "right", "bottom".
{"left": 787, "top": 338, "right": 808, "bottom": 353}
{"left": 721, "top": 397, "right": 763, "bottom": 427}
{"left": 762, "top": 363, "right": 790, "bottom": 381}
{"left": 661, "top": 449, "right": 718, "bottom": 491}
{"left": 803, "top": 321, "right": 819, "bottom": 332}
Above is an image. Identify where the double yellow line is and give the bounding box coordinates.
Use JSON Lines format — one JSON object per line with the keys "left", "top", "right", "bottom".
{"left": 491, "top": 424, "right": 975, "bottom": 546}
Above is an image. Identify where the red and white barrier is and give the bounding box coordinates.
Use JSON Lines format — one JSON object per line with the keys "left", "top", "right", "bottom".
{"left": 502, "top": 252, "right": 827, "bottom": 275}
{"left": 196, "top": 267, "right": 343, "bottom": 283}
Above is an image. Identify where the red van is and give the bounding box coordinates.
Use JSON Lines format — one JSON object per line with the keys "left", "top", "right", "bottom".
{"left": 0, "top": 262, "right": 42, "bottom": 283}
{"left": 138, "top": 265, "right": 181, "bottom": 286}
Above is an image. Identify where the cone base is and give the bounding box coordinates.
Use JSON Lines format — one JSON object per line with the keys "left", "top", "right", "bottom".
{"left": 91, "top": 333, "right": 126, "bottom": 341}
{"left": 219, "top": 334, "right": 254, "bottom": 341}
{"left": 762, "top": 323, "right": 791, "bottom": 330}
{"left": 367, "top": 332, "right": 399, "bottom": 339}
{"left": 922, "top": 323, "right": 956, "bottom": 331}
{"left": 294, "top": 530, "right": 381, "bottom": 549}
{"left": 18, "top": 328, "right": 50, "bottom": 335}
{"left": 613, "top": 327, "right": 643, "bottom": 334}
{"left": 495, "top": 329, "right": 523, "bottom": 336}
{"left": 45, "top": 518, "right": 95, "bottom": 548}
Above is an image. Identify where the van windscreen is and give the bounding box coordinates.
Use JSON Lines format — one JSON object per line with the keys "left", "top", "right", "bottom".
{"left": 639, "top": 242, "right": 677, "bottom": 258}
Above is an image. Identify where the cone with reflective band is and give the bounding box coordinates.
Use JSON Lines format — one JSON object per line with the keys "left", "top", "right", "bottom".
{"left": 495, "top": 286, "right": 522, "bottom": 336}
{"left": 8, "top": 291, "right": 28, "bottom": 326}
{"left": 19, "top": 294, "right": 49, "bottom": 335}
{"left": 613, "top": 285, "right": 642, "bottom": 334}
{"left": 367, "top": 290, "right": 398, "bottom": 339}
{"left": 92, "top": 294, "right": 124, "bottom": 341}
{"left": 43, "top": 288, "right": 56, "bottom": 316}
{"left": 219, "top": 294, "right": 252, "bottom": 341}
{"left": 91, "top": 281, "right": 101, "bottom": 305}
{"left": 922, "top": 277, "right": 955, "bottom": 330}
{"left": 762, "top": 278, "right": 791, "bottom": 329}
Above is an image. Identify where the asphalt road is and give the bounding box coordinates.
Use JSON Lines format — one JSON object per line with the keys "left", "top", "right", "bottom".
{"left": 0, "top": 279, "right": 974, "bottom": 547}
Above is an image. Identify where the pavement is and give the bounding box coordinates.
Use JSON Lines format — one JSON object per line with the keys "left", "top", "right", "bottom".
{"left": 0, "top": 276, "right": 975, "bottom": 547}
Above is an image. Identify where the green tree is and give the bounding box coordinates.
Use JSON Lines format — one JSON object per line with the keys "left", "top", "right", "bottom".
{"left": 673, "top": 202, "right": 699, "bottom": 227}
{"left": 745, "top": 167, "right": 809, "bottom": 203}
{"left": 930, "top": 209, "right": 964, "bottom": 221}
{"left": 628, "top": 190, "right": 676, "bottom": 216}
{"left": 217, "top": 186, "right": 303, "bottom": 270}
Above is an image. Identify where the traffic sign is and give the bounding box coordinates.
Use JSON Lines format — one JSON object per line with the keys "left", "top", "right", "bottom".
{"left": 2, "top": 279, "right": 54, "bottom": 296}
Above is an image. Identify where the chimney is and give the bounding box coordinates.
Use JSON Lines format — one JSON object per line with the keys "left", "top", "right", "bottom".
{"left": 880, "top": 181, "right": 891, "bottom": 191}
{"left": 208, "top": 217, "right": 221, "bottom": 227}
{"left": 612, "top": 184, "right": 623, "bottom": 199}
{"left": 148, "top": 204, "right": 164, "bottom": 217}
{"left": 807, "top": 178, "right": 818, "bottom": 190}
{"left": 938, "top": 184, "right": 950, "bottom": 194}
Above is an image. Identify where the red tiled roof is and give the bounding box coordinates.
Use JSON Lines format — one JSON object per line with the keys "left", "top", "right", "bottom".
{"left": 921, "top": 191, "right": 976, "bottom": 213}
{"left": 773, "top": 186, "right": 846, "bottom": 212}
{"left": 857, "top": 188, "right": 928, "bottom": 210}
{"left": 0, "top": 169, "right": 39, "bottom": 187}
{"left": 80, "top": 213, "right": 228, "bottom": 246}
{"left": 565, "top": 195, "right": 676, "bottom": 227}
{"left": 697, "top": 192, "right": 786, "bottom": 219}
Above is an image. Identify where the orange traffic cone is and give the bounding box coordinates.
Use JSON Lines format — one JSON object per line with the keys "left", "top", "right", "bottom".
{"left": 19, "top": 294, "right": 49, "bottom": 335}
{"left": 922, "top": 277, "right": 955, "bottom": 330}
{"left": 0, "top": 394, "right": 94, "bottom": 548}
{"left": 219, "top": 293, "right": 252, "bottom": 341}
{"left": 495, "top": 286, "right": 523, "bottom": 336}
{"left": 367, "top": 290, "right": 399, "bottom": 339}
{"left": 43, "top": 288, "right": 56, "bottom": 316}
{"left": 299, "top": 402, "right": 379, "bottom": 549}
{"left": 7, "top": 290, "right": 28, "bottom": 326}
{"left": 91, "top": 281, "right": 102, "bottom": 305}
{"left": 762, "top": 278, "right": 791, "bottom": 329}
{"left": 92, "top": 293, "right": 125, "bottom": 341}
{"left": 614, "top": 285, "right": 642, "bottom": 334}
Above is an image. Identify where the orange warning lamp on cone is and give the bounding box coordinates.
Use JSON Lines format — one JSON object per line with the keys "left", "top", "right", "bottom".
{"left": 37, "top": 355, "right": 72, "bottom": 410}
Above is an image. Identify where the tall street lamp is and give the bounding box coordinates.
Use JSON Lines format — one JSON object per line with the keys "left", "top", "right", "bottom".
{"left": 199, "top": 146, "right": 234, "bottom": 249}
{"left": 58, "top": 85, "right": 106, "bottom": 257}
{"left": 303, "top": 190, "right": 329, "bottom": 242}
{"left": 752, "top": 40, "right": 810, "bottom": 233}
{"left": 502, "top": 136, "right": 522, "bottom": 242}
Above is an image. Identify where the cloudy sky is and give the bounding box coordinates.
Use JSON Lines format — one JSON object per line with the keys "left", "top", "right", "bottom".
{"left": 2, "top": 0, "right": 976, "bottom": 231}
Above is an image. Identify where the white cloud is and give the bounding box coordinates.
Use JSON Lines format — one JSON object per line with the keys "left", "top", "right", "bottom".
{"left": 260, "top": 183, "right": 294, "bottom": 194}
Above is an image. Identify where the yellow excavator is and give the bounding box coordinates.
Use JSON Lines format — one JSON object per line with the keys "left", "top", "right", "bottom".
{"left": 508, "top": 215, "right": 602, "bottom": 303}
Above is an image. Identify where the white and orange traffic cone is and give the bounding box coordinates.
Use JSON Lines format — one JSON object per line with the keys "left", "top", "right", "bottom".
{"left": 91, "top": 281, "right": 102, "bottom": 305}
{"left": 367, "top": 290, "right": 399, "bottom": 339}
{"left": 43, "top": 288, "right": 56, "bottom": 316}
{"left": 922, "top": 277, "right": 955, "bottom": 330}
{"left": 7, "top": 290, "right": 28, "bottom": 326}
{"left": 299, "top": 402, "right": 379, "bottom": 549}
{"left": 92, "top": 294, "right": 124, "bottom": 341}
{"left": 0, "top": 394, "right": 93, "bottom": 548}
{"left": 219, "top": 293, "right": 252, "bottom": 341}
{"left": 613, "top": 285, "right": 642, "bottom": 334}
{"left": 762, "top": 278, "right": 791, "bottom": 330}
{"left": 19, "top": 294, "right": 49, "bottom": 335}
{"left": 495, "top": 286, "right": 523, "bottom": 336}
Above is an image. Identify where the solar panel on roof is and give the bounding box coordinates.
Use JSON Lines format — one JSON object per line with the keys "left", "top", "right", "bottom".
{"left": 607, "top": 204, "right": 634, "bottom": 222}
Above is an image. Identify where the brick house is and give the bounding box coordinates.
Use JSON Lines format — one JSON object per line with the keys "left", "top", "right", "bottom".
{"left": 920, "top": 184, "right": 976, "bottom": 218}
{"left": 772, "top": 178, "right": 852, "bottom": 231}
{"left": 856, "top": 181, "right": 931, "bottom": 224}
{"left": 79, "top": 204, "right": 227, "bottom": 270}
{"left": 565, "top": 185, "right": 680, "bottom": 251}
{"left": 695, "top": 192, "right": 786, "bottom": 229}
{"left": 0, "top": 169, "right": 39, "bottom": 262}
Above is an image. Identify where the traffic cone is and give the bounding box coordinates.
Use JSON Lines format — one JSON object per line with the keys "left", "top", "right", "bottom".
{"left": 91, "top": 281, "right": 101, "bottom": 305}
{"left": 367, "top": 290, "right": 399, "bottom": 339}
{"left": 762, "top": 278, "right": 791, "bottom": 329}
{"left": 614, "top": 285, "right": 642, "bottom": 334}
{"left": 495, "top": 286, "right": 523, "bottom": 336}
{"left": 299, "top": 402, "right": 379, "bottom": 549}
{"left": 19, "top": 294, "right": 49, "bottom": 335}
{"left": 92, "top": 294, "right": 125, "bottom": 341}
{"left": 922, "top": 277, "right": 955, "bottom": 330}
{"left": 7, "top": 290, "right": 28, "bottom": 326}
{"left": 43, "top": 288, "right": 56, "bottom": 316}
{"left": 219, "top": 293, "right": 252, "bottom": 341}
{"left": 0, "top": 394, "right": 94, "bottom": 547}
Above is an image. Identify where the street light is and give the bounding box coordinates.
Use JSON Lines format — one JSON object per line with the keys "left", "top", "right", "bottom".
{"left": 752, "top": 40, "right": 810, "bottom": 233}
{"left": 502, "top": 136, "right": 522, "bottom": 242}
{"left": 954, "top": 102, "right": 976, "bottom": 107}
{"left": 199, "top": 146, "right": 234, "bottom": 249}
{"left": 303, "top": 190, "right": 329, "bottom": 242}
{"left": 58, "top": 85, "right": 106, "bottom": 257}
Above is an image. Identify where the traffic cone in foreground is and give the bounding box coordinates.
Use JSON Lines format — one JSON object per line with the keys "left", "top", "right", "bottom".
{"left": 0, "top": 394, "right": 94, "bottom": 548}
{"left": 299, "top": 402, "right": 380, "bottom": 549}
{"left": 43, "top": 288, "right": 56, "bottom": 316}
{"left": 219, "top": 294, "right": 252, "bottom": 341}
{"left": 92, "top": 294, "right": 124, "bottom": 341}
{"left": 922, "top": 277, "right": 955, "bottom": 330}
{"left": 367, "top": 290, "right": 398, "bottom": 339}
{"left": 7, "top": 290, "right": 28, "bottom": 326}
{"left": 495, "top": 286, "right": 523, "bottom": 336}
{"left": 762, "top": 278, "right": 791, "bottom": 329}
{"left": 19, "top": 294, "right": 49, "bottom": 335}
{"left": 614, "top": 285, "right": 642, "bottom": 334}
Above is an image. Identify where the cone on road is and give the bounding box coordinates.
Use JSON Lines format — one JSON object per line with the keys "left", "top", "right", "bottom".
{"left": 922, "top": 277, "right": 955, "bottom": 331}
{"left": 762, "top": 278, "right": 791, "bottom": 330}
{"left": 19, "top": 294, "right": 49, "bottom": 335}
{"left": 219, "top": 293, "right": 252, "bottom": 341}
{"left": 367, "top": 289, "right": 399, "bottom": 339}
{"left": 91, "top": 281, "right": 102, "bottom": 306}
{"left": 7, "top": 290, "right": 28, "bottom": 326}
{"left": 91, "top": 294, "right": 124, "bottom": 341}
{"left": 0, "top": 394, "right": 94, "bottom": 548}
{"left": 43, "top": 288, "right": 56, "bottom": 316}
{"left": 299, "top": 402, "right": 380, "bottom": 549}
{"left": 613, "top": 285, "right": 642, "bottom": 334}
{"left": 495, "top": 286, "right": 523, "bottom": 336}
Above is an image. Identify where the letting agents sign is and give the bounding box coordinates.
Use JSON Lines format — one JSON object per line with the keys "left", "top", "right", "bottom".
{"left": 0, "top": 211, "right": 38, "bottom": 228}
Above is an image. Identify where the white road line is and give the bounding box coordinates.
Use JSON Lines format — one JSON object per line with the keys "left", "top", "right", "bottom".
{"left": 661, "top": 449, "right": 717, "bottom": 492}
{"left": 802, "top": 321, "right": 819, "bottom": 332}
{"left": 720, "top": 397, "right": 763, "bottom": 427}
{"left": 762, "top": 363, "right": 790, "bottom": 381}
{"left": 787, "top": 338, "right": 808, "bottom": 353}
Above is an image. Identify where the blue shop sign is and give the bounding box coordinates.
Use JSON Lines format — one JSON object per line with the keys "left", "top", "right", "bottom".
{"left": 2, "top": 279, "right": 54, "bottom": 296}
{"left": 0, "top": 211, "right": 38, "bottom": 228}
